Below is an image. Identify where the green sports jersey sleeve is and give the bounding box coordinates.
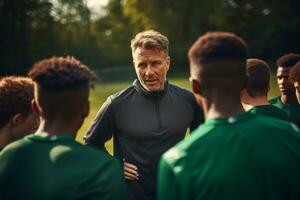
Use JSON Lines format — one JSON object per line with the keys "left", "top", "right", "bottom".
{"left": 158, "top": 158, "right": 180, "bottom": 200}
{"left": 79, "top": 158, "right": 126, "bottom": 200}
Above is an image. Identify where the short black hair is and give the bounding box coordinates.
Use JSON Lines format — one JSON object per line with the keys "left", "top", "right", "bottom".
{"left": 28, "top": 56, "right": 96, "bottom": 121}
{"left": 28, "top": 56, "right": 96, "bottom": 91}
{"left": 188, "top": 31, "right": 248, "bottom": 66}
{"left": 276, "top": 53, "right": 300, "bottom": 68}
{"left": 188, "top": 32, "right": 248, "bottom": 91}
{"left": 289, "top": 61, "right": 300, "bottom": 83}
{"left": 245, "top": 58, "right": 270, "bottom": 97}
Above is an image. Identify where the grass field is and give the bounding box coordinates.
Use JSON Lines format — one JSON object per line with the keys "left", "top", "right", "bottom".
{"left": 76, "top": 76, "right": 280, "bottom": 153}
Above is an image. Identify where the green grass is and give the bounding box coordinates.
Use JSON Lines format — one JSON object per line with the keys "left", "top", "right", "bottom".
{"left": 76, "top": 76, "right": 280, "bottom": 153}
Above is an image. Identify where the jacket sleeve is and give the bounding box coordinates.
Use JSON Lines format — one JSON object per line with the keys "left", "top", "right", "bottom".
{"left": 190, "top": 94, "right": 205, "bottom": 132}
{"left": 83, "top": 96, "right": 116, "bottom": 153}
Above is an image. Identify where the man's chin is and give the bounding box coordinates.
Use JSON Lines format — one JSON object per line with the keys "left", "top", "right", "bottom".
{"left": 144, "top": 84, "right": 160, "bottom": 92}
{"left": 147, "top": 87, "right": 160, "bottom": 92}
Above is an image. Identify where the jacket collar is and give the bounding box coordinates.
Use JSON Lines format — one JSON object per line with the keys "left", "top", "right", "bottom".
{"left": 133, "top": 79, "right": 168, "bottom": 97}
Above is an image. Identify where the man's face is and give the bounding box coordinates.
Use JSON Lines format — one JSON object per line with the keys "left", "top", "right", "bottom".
{"left": 277, "top": 67, "right": 294, "bottom": 95}
{"left": 294, "top": 81, "right": 300, "bottom": 104}
{"left": 133, "top": 48, "right": 170, "bottom": 91}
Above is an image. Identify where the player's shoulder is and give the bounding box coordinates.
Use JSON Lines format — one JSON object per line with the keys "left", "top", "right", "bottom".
{"left": 268, "top": 96, "right": 280, "bottom": 104}
{"left": 254, "top": 114, "right": 297, "bottom": 130}
{"left": 60, "top": 140, "right": 121, "bottom": 171}
{"left": 0, "top": 137, "right": 31, "bottom": 157}
{"left": 162, "top": 124, "right": 208, "bottom": 165}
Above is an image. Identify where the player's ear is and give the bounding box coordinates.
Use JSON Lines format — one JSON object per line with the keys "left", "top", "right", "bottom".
{"left": 191, "top": 79, "right": 202, "bottom": 95}
{"left": 11, "top": 113, "right": 24, "bottom": 126}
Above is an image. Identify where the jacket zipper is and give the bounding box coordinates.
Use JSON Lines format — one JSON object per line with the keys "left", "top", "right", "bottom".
{"left": 155, "top": 93, "right": 162, "bottom": 129}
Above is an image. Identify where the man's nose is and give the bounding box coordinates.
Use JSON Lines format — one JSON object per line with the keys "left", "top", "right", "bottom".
{"left": 145, "top": 65, "right": 154, "bottom": 76}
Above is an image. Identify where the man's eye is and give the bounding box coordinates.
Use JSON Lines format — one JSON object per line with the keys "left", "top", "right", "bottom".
{"left": 152, "top": 61, "right": 161, "bottom": 65}
{"left": 138, "top": 63, "right": 146, "bottom": 68}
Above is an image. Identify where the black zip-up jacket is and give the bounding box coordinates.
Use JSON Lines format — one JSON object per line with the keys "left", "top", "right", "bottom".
{"left": 84, "top": 79, "right": 204, "bottom": 200}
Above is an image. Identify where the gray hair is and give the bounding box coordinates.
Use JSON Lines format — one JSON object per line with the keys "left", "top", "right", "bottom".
{"left": 131, "top": 30, "right": 169, "bottom": 57}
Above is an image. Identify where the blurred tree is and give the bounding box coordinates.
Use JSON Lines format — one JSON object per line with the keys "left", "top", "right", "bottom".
{"left": 92, "top": 0, "right": 133, "bottom": 67}
{"left": 211, "top": 0, "right": 300, "bottom": 65}
{"left": 0, "top": 0, "right": 299, "bottom": 75}
{"left": 0, "top": 0, "right": 54, "bottom": 75}
{"left": 51, "top": 0, "right": 93, "bottom": 63}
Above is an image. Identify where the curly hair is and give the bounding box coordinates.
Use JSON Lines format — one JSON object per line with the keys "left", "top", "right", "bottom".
{"left": 289, "top": 61, "right": 300, "bottom": 83}
{"left": 131, "top": 30, "right": 169, "bottom": 56}
{"left": 28, "top": 56, "right": 96, "bottom": 91}
{"left": 276, "top": 53, "right": 300, "bottom": 68}
{"left": 188, "top": 32, "right": 248, "bottom": 66}
{"left": 0, "top": 76, "right": 34, "bottom": 128}
{"left": 245, "top": 58, "right": 270, "bottom": 97}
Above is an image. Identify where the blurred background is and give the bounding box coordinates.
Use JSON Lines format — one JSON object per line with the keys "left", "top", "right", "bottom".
{"left": 1, "top": 0, "right": 299, "bottom": 148}
{"left": 1, "top": 0, "right": 299, "bottom": 77}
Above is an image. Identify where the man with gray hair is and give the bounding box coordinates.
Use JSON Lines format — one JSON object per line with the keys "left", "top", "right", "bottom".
{"left": 84, "top": 30, "right": 204, "bottom": 200}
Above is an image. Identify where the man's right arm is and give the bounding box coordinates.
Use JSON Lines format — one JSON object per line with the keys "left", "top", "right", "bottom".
{"left": 84, "top": 97, "right": 116, "bottom": 153}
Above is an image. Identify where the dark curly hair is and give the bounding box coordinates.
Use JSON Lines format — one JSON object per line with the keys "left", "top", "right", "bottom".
{"left": 188, "top": 31, "right": 248, "bottom": 66}
{"left": 289, "top": 61, "right": 300, "bottom": 83}
{"left": 276, "top": 53, "right": 300, "bottom": 68}
{"left": 0, "top": 76, "right": 34, "bottom": 128}
{"left": 28, "top": 56, "right": 97, "bottom": 91}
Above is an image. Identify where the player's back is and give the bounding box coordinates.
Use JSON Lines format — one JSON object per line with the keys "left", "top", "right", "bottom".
{"left": 160, "top": 112, "right": 300, "bottom": 200}
{"left": 0, "top": 134, "right": 126, "bottom": 200}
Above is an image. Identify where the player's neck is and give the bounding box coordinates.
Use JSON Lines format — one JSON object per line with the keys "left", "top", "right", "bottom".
{"left": 242, "top": 96, "right": 269, "bottom": 111}
{"left": 204, "top": 96, "right": 245, "bottom": 119}
{"left": 0, "top": 126, "right": 12, "bottom": 149}
{"left": 281, "top": 94, "right": 298, "bottom": 104}
{"left": 35, "top": 119, "right": 78, "bottom": 138}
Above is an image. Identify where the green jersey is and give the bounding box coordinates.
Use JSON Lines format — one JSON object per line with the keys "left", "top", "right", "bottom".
{"left": 248, "top": 104, "right": 290, "bottom": 121}
{"left": 0, "top": 134, "right": 126, "bottom": 200}
{"left": 269, "top": 96, "right": 300, "bottom": 127}
{"left": 158, "top": 112, "right": 300, "bottom": 200}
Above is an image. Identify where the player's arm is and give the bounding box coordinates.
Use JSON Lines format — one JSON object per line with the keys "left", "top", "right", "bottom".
{"left": 86, "top": 158, "right": 127, "bottom": 200}
{"left": 157, "top": 157, "right": 181, "bottom": 200}
{"left": 84, "top": 97, "right": 116, "bottom": 153}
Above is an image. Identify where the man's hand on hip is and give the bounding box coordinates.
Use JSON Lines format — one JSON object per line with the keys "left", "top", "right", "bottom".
{"left": 123, "top": 161, "right": 139, "bottom": 180}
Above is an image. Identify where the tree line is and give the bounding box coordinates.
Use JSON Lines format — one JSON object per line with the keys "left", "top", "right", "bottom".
{"left": 0, "top": 0, "right": 299, "bottom": 76}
